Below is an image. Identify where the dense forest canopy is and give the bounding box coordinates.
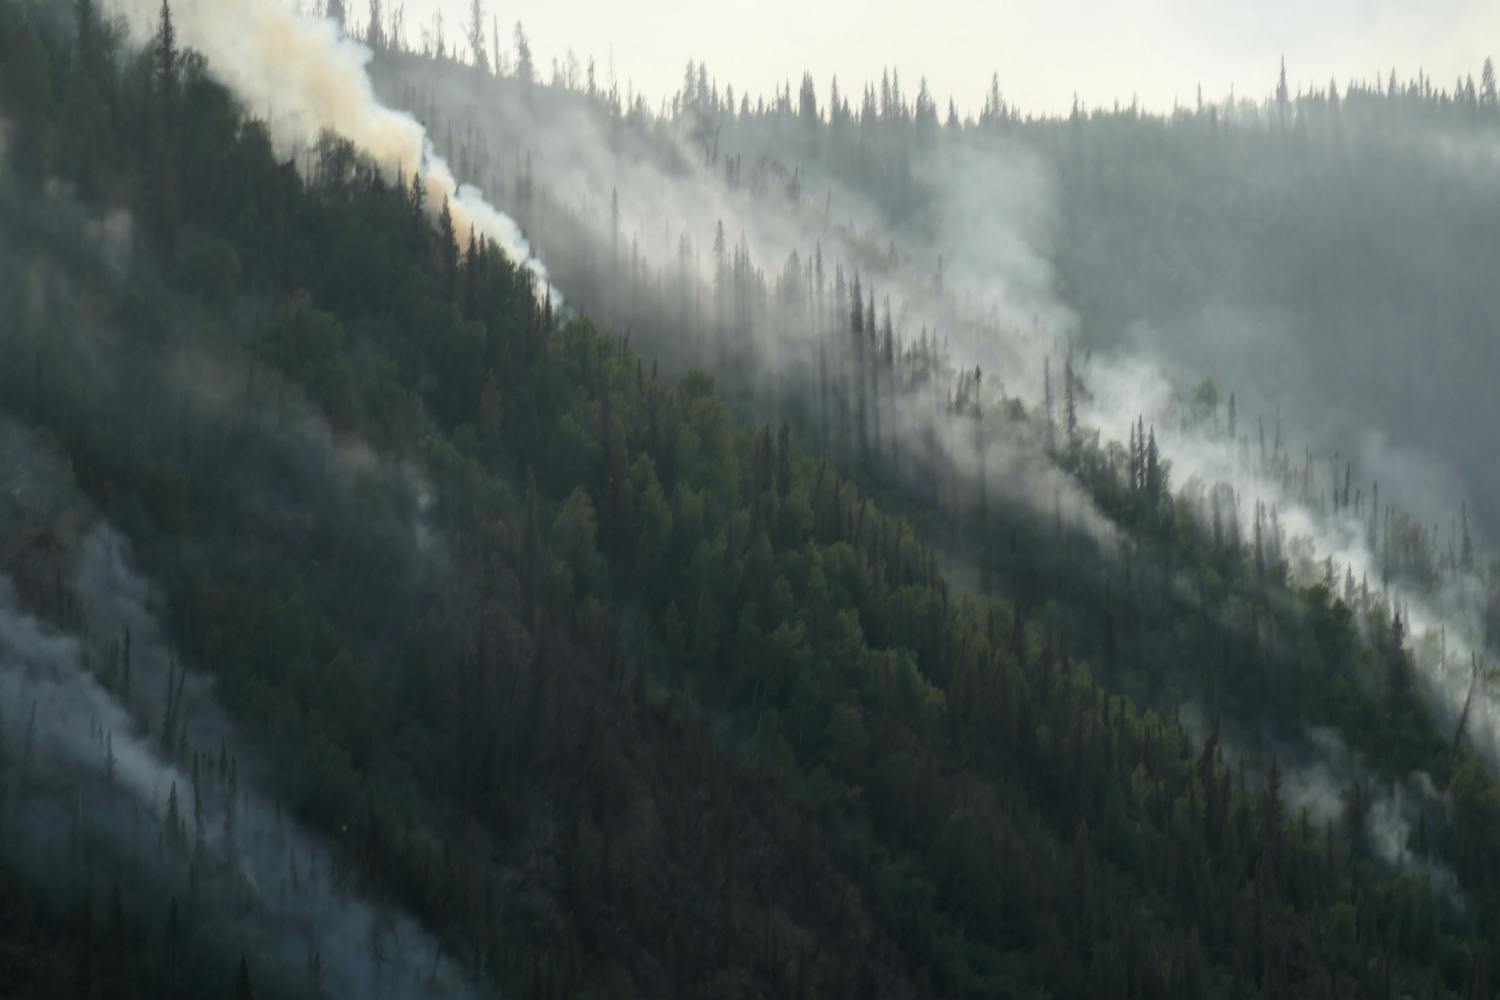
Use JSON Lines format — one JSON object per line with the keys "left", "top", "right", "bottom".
{"left": 369, "top": 15, "right": 1500, "bottom": 535}
{"left": 367, "top": 14, "right": 1500, "bottom": 774}
{"left": 2, "top": 1, "right": 1500, "bottom": 998}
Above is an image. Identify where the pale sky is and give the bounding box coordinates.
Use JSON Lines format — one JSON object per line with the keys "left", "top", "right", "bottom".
{"left": 394, "top": 0, "right": 1500, "bottom": 117}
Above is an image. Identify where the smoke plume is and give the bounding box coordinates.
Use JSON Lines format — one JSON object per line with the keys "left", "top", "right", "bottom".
{"left": 101, "top": 0, "right": 556, "bottom": 302}
{"left": 0, "top": 420, "right": 479, "bottom": 998}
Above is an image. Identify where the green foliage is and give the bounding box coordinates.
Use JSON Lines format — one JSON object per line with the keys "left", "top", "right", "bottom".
{"left": 3, "top": 8, "right": 1500, "bottom": 999}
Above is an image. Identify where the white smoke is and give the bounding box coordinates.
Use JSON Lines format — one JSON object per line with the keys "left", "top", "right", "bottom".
{"left": 1178, "top": 705, "right": 1462, "bottom": 904}
{"left": 381, "top": 66, "right": 1500, "bottom": 928}
{"left": 385, "top": 55, "right": 1500, "bottom": 710}
{"left": 384, "top": 43, "right": 1500, "bottom": 792}
{"left": 0, "top": 411, "right": 477, "bottom": 998}
{"left": 0, "top": 527, "right": 480, "bottom": 998}
{"left": 1085, "top": 348, "right": 1500, "bottom": 769}
{"left": 376, "top": 58, "right": 1123, "bottom": 549}
{"left": 101, "top": 0, "right": 557, "bottom": 303}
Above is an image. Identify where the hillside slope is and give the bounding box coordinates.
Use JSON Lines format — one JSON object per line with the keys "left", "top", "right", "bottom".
{"left": 2, "top": 5, "right": 1500, "bottom": 999}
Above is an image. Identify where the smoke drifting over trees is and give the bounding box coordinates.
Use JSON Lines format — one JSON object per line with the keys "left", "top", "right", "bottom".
{"left": 100, "top": 0, "right": 554, "bottom": 298}
{"left": 372, "top": 20, "right": 1500, "bottom": 766}
{"left": 0, "top": 508, "right": 478, "bottom": 999}
{"left": 7, "top": 0, "right": 1500, "bottom": 996}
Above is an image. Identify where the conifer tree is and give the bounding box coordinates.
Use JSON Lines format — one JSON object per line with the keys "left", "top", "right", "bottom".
{"left": 1461, "top": 502, "right": 1475, "bottom": 571}
{"left": 76, "top": 0, "right": 99, "bottom": 78}
{"left": 799, "top": 72, "right": 818, "bottom": 125}
{"left": 465, "top": 0, "right": 489, "bottom": 72}
{"left": 1145, "top": 427, "right": 1163, "bottom": 514}
{"left": 1042, "top": 357, "right": 1056, "bottom": 453}
{"left": 165, "top": 781, "right": 186, "bottom": 852}
{"left": 155, "top": 0, "right": 178, "bottom": 111}
{"left": 1063, "top": 350, "right": 1078, "bottom": 445}
{"left": 145, "top": 0, "right": 181, "bottom": 253}
{"left": 0, "top": 703, "right": 7, "bottom": 816}
{"left": 409, "top": 170, "right": 426, "bottom": 216}
{"left": 514, "top": 22, "right": 534, "bottom": 86}
{"left": 365, "top": 0, "right": 384, "bottom": 48}
{"left": 236, "top": 957, "right": 256, "bottom": 1000}
{"left": 437, "top": 196, "right": 458, "bottom": 298}
{"left": 192, "top": 753, "right": 206, "bottom": 850}
{"left": 163, "top": 897, "right": 181, "bottom": 991}
{"left": 104, "top": 731, "right": 116, "bottom": 792}
{"left": 1128, "top": 421, "right": 1139, "bottom": 490}
{"left": 20, "top": 701, "right": 35, "bottom": 792}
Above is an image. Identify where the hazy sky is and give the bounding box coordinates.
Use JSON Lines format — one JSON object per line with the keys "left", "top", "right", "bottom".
{"left": 395, "top": 0, "right": 1500, "bottom": 116}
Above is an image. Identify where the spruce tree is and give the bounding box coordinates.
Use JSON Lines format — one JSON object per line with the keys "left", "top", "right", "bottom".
{"left": 1461, "top": 502, "right": 1476, "bottom": 571}
{"left": 0, "top": 702, "right": 7, "bottom": 816}
{"left": 21, "top": 700, "right": 36, "bottom": 793}
{"left": 76, "top": 0, "right": 98, "bottom": 79}
{"left": 1042, "top": 357, "right": 1056, "bottom": 453}
{"left": 1063, "top": 351, "right": 1078, "bottom": 445}
{"left": 165, "top": 781, "right": 185, "bottom": 852}
{"left": 155, "top": 0, "right": 178, "bottom": 111}
{"left": 1145, "top": 427, "right": 1163, "bottom": 515}
{"left": 437, "top": 196, "right": 458, "bottom": 298}
{"left": 235, "top": 957, "right": 256, "bottom": 1000}
{"left": 514, "top": 22, "right": 534, "bottom": 86}
{"left": 466, "top": 0, "right": 489, "bottom": 72}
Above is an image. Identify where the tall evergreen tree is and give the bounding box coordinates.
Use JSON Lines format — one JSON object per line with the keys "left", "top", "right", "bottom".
{"left": 1042, "top": 356, "right": 1056, "bottom": 453}
{"left": 365, "top": 0, "right": 384, "bottom": 48}
{"left": 437, "top": 196, "right": 458, "bottom": 298}
{"left": 235, "top": 957, "right": 256, "bottom": 1000}
{"left": 75, "top": 0, "right": 98, "bottom": 78}
{"left": 155, "top": 0, "right": 178, "bottom": 110}
{"left": 144, "top": 0, "right": 180, "bottom": 253}
{"left": 0, "top": 702, "right": 7, "bottom": 812}
{"left": 1063, "top": 351, "right": 1078, "bottom": 445}
{"left": 20, "top": 701, "right": 35, "bottom": 792}
{"left": 514, "top": 22, "right": 534, "bottom": 86}
{"left": 1461, "top": 502, "right": 1476, "bottom": 572}
{"left": 465, "top": 0, "right": 489, "bottom": 73}
{"left": 799, "top": 72, "right": 818, "bottom": 126}
{"left": 1145, "top": 427, "right": 1164, "bottom": 514}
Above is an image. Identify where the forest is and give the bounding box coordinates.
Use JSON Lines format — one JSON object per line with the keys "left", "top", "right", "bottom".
{"left": 3, "top": 0, "right": 1500, "bottom": 998}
